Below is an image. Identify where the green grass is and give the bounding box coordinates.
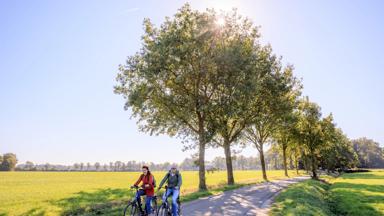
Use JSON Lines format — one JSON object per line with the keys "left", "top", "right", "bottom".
{"left": 270, "top": 179, "right": 333, "bottom": 216}
{"left": 270, "top": 170, "right": 384, "bottom": 216}
{"left": 0, "top": 170, "right": 302, "bottom": 216}
{"left": 328, "top": 170, "right": 384, "bottom": 216}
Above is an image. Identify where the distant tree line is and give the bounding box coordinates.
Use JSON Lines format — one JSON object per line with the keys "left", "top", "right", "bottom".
{"left": 16, "top": 160, "right": 178, "bottom": 172}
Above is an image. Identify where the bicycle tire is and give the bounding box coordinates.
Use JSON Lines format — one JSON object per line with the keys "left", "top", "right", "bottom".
{"left": 157, "top": 204, "right": 168, "bottom": 216}
{"left": 123, "top": 202, "right": 138, "bottom": 216}
{"left": 151, "top": 197, "right": 158, "bottom": 215}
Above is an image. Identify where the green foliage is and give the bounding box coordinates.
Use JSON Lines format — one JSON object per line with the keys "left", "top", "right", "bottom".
{"left": 295, "top": 98, "right": 327, "bottom": 178}
{"left": 242, "top": 62, "right": 301, "bottom": 180}
{"left": 0, "top": 153, "right": 18, "bottom": 171}
{"left": 352, "top": 138, "right": 384, "bottom": 168}
{"left": 319, "top": 128, "right": 358, "bottom": 171}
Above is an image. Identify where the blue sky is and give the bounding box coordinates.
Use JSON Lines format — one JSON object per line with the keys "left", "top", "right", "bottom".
{"left": 1, "top": 0, "right": 383, "bottom": 165}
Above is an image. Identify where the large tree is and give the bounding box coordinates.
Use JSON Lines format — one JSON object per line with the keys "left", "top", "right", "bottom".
{"left": 296, "top": 98, "right": 325, "bottom": 179}
{"left": 207, "top": 12, "right": 268, "bottom": 185}
{"left": 115, "top": 4, "right": 252, "bottom": 190}
{"left": 243, "top": 62, "right": 300, "bottom": 181}
{"left": 1, "top": 153, "right": 18, "bottom": 171}
{"left": 274, "top": 111, "right": 300, "bottom": 177}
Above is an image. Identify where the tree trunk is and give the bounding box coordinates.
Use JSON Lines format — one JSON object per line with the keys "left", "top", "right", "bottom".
{"left": 282, "top": 143, "right": 288, "bottom": 177}
{"left": 294, "top": 154, "right": 299, "bottom": 174}
{"left": 258, "top": 144, "right": 268, "bottom": 181}
{"left": 289, "top": 154, "right": 294, "bottom": 169}
{"left": 198, "top": 126, "right": 207, "bottom": 191}
{"left": 310, "top": 150, "right": 318, "bottom": 179}
{"left": 223, "top": 138, "right": 235, "bottom": 185}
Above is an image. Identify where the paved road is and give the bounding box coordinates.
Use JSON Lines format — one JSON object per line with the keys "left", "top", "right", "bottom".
{"left": 182, "top": 176, "right": 309, "bottom": 216}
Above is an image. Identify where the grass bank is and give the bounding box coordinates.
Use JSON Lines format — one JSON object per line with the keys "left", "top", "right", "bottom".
{"left": 270, "top": 179, "right": 333, "bottom": 216}
{"left": 270, "top": 170, "right": 384, "bottom": 216}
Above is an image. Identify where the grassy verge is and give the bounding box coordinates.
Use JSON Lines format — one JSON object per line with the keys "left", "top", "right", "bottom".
{"left": 270, "top": 170, "right": 384, "bottom": 216}
{"left": 270, "top": 179, "right": 333, "bottom": 216}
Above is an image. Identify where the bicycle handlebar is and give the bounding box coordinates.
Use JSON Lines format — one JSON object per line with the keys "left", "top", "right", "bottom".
{"left": 130, "top": 185, "right": 139, "bottom": 190}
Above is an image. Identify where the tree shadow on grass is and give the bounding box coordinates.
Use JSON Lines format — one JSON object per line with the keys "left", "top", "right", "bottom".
{"left": 329, "top": 182, "right": 384, "bottom": 216}
{"left": 53, "top": 188, "right": 132, "bottom": 216}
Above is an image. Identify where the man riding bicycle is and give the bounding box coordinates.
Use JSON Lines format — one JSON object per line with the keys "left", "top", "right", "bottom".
{"left": 158, "top": 166, "right": 182, "bottom": 216}
{"left": 132, "top": 165, "right": 156, "bottom": 215}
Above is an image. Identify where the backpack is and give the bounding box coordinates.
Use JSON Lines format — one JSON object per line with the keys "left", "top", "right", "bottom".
{"left": 166, "top": 172, "right": 180, "bottom": 182}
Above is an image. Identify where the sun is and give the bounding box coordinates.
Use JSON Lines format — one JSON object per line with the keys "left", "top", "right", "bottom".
{"left": 216, "top": 17, "right": 226, "bottom": 26}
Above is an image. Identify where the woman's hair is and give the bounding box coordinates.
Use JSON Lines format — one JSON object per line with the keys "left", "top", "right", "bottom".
{"left": 142, "top": 165, "right": 151, "bottom": 181}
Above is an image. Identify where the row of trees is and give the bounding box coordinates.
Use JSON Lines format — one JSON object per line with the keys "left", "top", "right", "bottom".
{"left": 114, "top": 4, "right": 377, "bottom": 190}
{"left": 16, "top": 160, "right": 177, "bottom": 172}
{"left": 0, "top": 153, "right": 18, "bottom": 171}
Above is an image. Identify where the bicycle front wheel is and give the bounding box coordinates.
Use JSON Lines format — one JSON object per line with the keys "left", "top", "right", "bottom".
{"left": 123, "top": 202, "right": 138, "bottom": 216}
{"left": 157, "top": 205, "right": 168, "bottom": 216}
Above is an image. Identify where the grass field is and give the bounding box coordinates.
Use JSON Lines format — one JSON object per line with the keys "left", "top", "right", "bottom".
{"left": 0, "top": 170, "right": 302, "bottom": 216}
{"left": 270, "top": 170, "right": 384, "bottom": 216}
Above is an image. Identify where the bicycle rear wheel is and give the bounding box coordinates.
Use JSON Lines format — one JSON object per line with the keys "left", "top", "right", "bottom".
{"left": 123, "top": 202, "right": 138, "bottom": 216}
{"left": 177, "top": 197, "right": 181, "bottom": 215}
{"left": 151, "top": 197, "right": 158, "bottom": 215}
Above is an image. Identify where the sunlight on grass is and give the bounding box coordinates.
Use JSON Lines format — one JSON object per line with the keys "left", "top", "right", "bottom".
{"left": 271, "top": 170, "right": 384, "bottom": 216}
{"left": 270, "top": 179, "right": 332, "bottom": 216}
{"left": 328, "top": 170, "right": 384, "bottom": 216}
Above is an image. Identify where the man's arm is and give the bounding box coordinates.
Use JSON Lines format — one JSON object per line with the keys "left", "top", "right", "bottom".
{"left": 177, "top": 173, "right": 182, "bottom": 188}
{"left": 158, "top": 173, "right": 168, "bottom": 189}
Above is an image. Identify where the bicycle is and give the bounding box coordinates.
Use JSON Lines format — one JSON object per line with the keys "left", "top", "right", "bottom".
{"left": 157, "top": 186, "right": 181, "bottom": 216}
{"left": 123, "top": 185, "right": 158, "bottom": 216}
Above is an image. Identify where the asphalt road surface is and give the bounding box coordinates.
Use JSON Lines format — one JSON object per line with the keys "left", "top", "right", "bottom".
{"left": 182, "top": 176, "right": 309, "bottom": 216}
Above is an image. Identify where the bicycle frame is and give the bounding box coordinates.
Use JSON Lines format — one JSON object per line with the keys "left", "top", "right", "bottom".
{"left": 157, "top": 186, "right": 181, "bottom": 216}
{"left": 124, "top": 186, "right": 158, "bottom": 216}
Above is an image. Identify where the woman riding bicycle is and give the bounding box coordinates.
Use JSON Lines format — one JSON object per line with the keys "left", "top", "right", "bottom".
{"left": 158, "top": 166, "right": 182, "bottom": 216}
{"left": 132, "top": 165, "right": 156, "bottom": 215}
